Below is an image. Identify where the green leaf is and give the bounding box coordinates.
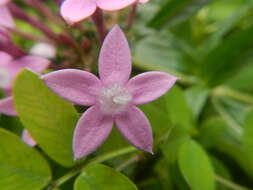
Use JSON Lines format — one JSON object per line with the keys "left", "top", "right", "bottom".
{"left": 226, "top": 61, "right": 253, "bottom": 94}
{"left": 140, "top": 96, "right": 171, "bottom": 137}
{"left": 148, "top": 0, "right": 211, "bottom": 29}
{"left": 74, "top": 164, "right": 138, "bottom": 190}
{"left": 201, "top": 24, "right": 253, "bottom": 86}
{"left": 243, "top": 109, "right": 253, "bottom": 169}
{"left": 165, "top": 86, "right": 194, "bottom": 131}
{"left": 185, "top": 85, "right": 209, "bottom": 120}
{"left": 178, "top": 139, "right": 216, "bottom": 190}
{"left": 13, "top": 70, "right": 79, "bottom": 167}
{"left": 202, "top": 3, "right": 253, "bottom": 53}
{"left": 200, "top": 117, "right": 253, "bottom": 179}
{"left": 0, "top": 128, "right": 51, "bottom": 190}
{"left": 212, "top": 97, "right": 248, "bottom": 140}
{"left": 134, "top": 32, "right": 198, "bottom": 84}
{"left": 161, "top": 134, "right": 189, "bottom": 164}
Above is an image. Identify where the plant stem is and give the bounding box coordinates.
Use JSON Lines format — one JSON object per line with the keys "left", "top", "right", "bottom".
{"left": 213, "top": 86, "right": 253, "bottom": 105}
{"left": 126, "top": 3, "right": 138, "bottom": 29}
{"left": 88, "top": 146, "right": 137, "bottom": 164}
{"left": 24, "top": 0, "right": 63, "bottom": 26}
{"left": 91, "top": 8, "right": 106, "bottom": 42}
{"left": 8, "top": 3, "right": 58, "bottom": 41}
{"left": 9, "top": 27, "right": 50, "bottom": 43}
{"left": 48, "top": 147, "right": 137, "bottom": 189}
{"left": 212, "top": 97, "right": 242, "bottom": 139}
{"left": 215, "top": 175, "right": 251, "bottom": 190}
{"left": 116, "top": 155, "right": 140, "bottom": 171}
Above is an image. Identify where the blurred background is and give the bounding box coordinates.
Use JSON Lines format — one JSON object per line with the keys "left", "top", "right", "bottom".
{"left": 1, "top": 0, "right": 253, "bottom": 190}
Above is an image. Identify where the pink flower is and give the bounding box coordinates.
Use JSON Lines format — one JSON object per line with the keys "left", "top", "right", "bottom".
{"left": 0, "top": 0, "right": 15, "bottom": 29}
{"left": 22, "top": 129, "right": 37, "bottom": 147}
{"left": 0, "top": 51, "right": 50, "bottom": 115}
{"left": 60, "top": 0, "right": 149, "bottom": 24}
{"left": 42, "top": 25, "right": 177, "bottom": 159}
{"left": 0, "top": 51, "right": 49, "bottom": 146}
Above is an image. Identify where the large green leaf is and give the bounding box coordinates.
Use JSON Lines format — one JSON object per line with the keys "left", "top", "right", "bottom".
{"left": 178, "top": 139, "right": 216, "bottom": 190}
{"left": 0, "top": 128, "right": 51, "bottom": 190}
{"left": 74, "top": 164, "right": 138, "bottom": 190}
{"left": 165, "top": 86, "right": 194, "bottom": 131}
{"left": 13, "top": 70, "right": 79, "bottom": 167}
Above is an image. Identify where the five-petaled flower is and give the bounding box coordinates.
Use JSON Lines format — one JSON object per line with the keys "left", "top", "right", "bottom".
{"left": 42, "top": 25, "right": 177, "bottom": 159}
{"left": 60, "top": 0, "right": 149, "bottom": 24}
{"left": 0, "top": 51, "right": 49, "bottom": 146}
{"left": 0, "top": 0, "right": 15, "bottom": 29}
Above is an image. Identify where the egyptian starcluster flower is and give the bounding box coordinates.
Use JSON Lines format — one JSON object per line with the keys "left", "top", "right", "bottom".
{"left": 42, "top": 26, "right": 177, "bottom": 159}
{"left": 0, "top": 51, "right": 49, "bottom": 146}
{"left": 61, "top": 0, "right": 149, "bottom": 24}
{"left": 0, "top": 0, "right": 15, "bottom": 29}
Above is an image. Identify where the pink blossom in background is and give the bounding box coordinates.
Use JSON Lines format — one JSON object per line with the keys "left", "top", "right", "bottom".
{"left": 0, "top": 51, "right": 49, "bottom": 144}
{"left": 42, "top": 25, "right": 177, "bottom": 159}
{"left": 0, "top": 51, "right": 49, "bottom": 145}
{"left": 60, "top": 0, "right": 150, "bottom": 24}
{"left": 0, "top": 0, "right": 15, "bottom": 29}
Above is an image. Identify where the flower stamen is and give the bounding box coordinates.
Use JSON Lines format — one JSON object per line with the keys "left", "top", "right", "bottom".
{"left": 98, "top": 83, "right": 132, "bottom": 115}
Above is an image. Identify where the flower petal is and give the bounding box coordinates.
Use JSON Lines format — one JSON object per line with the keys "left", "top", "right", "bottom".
{"left": 12, "top": 56, "right": 50, "bottom": 73}
{"left": 127, "top": 71, "right": 177, "bottom": 105}
{"left": 97, "top": 0, "right": 136, "bottom": 11}
{"left": 0, "top": 51, "right": 12, "bottom": 67}
{"left": 22, "top": 129, "right": 37, "bottom": 147}
{"left": 138, "top": 0, "right": 149, "bottom": 4}
{"left": 60, "top": 0, "right": 97, "bottom": 24}
{"left": 115, "top": 106, "right": 153, "bottom": 153}
{"left": 99, "top": 25, "right": 132, "bottom": 85}
{"left": 0, "top": 0, "right": 10, "bottom": 5}
{"left": 0, "top": 96, "right": 17, "bottom": 116}
{"left": 73, "top": 106, "right": 113, "bottom": 159}
{"left": 42, "top": 69, "right": 102, "bottom": 106}
{"left": 0, "top": 5, "right": 15, "bottom": 29}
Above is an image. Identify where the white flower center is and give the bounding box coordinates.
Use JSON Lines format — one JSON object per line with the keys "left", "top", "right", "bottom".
{"left": 0, "top": 67, "right": 10, "bottom": 89}
{"left": 98, "top": 83, "right": 132, "bottom": 115}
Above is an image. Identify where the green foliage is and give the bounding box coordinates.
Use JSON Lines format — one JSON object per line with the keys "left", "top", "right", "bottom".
{"left": 13, "top": 70, "right": 79, "bottom": 167}
{"left": 0, "top": 128, "right": 51, "bottom": 190}
{"left": 178, "top": 139, "right": 216, "bottom": 190}
{"left": 243, "top": 109, "right": 253, "bottom": 169}
{"left": 74, "top": 164, "right": 138, "bottom": 190}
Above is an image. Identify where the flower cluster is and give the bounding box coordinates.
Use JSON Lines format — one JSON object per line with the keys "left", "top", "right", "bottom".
{"left": 60, "top": 0, "right": 149, "bottom": 24}
{"left": 0, "top": 0, "right": 177, "bottom": 159}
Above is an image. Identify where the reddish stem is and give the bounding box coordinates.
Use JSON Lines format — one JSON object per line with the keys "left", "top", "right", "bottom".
{"left": 0, "top": 30, "right": 25, "bottom": 58}
{"left": 92, "top": 9, "right": 106, "bottom": 42}
{"left": 8, "top": 3, "right": 76, "bottom": 47}
{"left": 126, "top": 3, "right": 138, "bottom": 29}
{"left": 24, "top": 0, "right": 63, "bottom": 26}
